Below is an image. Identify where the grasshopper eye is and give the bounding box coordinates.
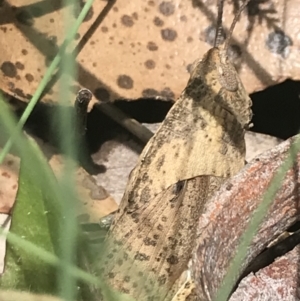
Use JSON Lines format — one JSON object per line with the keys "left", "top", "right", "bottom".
{"left": 218, "top": 63, "right": 238, "bottom": 92}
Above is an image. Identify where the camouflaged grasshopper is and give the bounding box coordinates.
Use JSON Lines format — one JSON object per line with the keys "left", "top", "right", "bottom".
{"left": 98, "top": 1, "right": 252, "bottom": 300}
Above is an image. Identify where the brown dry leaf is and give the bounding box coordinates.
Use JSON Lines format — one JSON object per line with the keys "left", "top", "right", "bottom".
{"left": 31, "top": 136, "right": 118, "bottom": 224}
{"left": 192, "top": 134, "right": 300, "bottom": 300}
{"left": 0, "top": 0, "right": 108, "bottom": 108}
{"left": 0, "top": 0, "right": 299, "bottom": 107}
{"left": 0, "top": 151, "right": 19, "bottom": 214}
{"left": 230, "top": 245, "right": 300, "bottom": 301}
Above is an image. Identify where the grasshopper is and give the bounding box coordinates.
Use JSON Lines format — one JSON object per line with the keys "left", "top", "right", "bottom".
{"left": 98, "top": 1, "right": 252, "bottom": 300}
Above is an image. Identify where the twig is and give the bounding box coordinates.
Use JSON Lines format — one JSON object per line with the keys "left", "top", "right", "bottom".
{"left": 95, "top": 102, "right": 154, "bottom": 144}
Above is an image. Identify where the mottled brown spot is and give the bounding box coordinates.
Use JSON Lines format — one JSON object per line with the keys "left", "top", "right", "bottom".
{"left": 200, "top": 120, "right": 207, "bottom": 129}
{"left": 153, "top": 234, "right": 159, "bottom": 240}
{"left": 167, "top": 255, "right": 179, "bottom": 264}
{"left": 140, "top": 186, "right": 151, "bottom": 203}
{"left": 49, "top": 18, "right": 54, "bottom": 23}
{"left": 187, "top": 36, "right": 193, "bottom": 43}
{"left": 157, "top": 224, "right": 163, "bottom": 231}
{"left": 94, "top": 87, "right": 110, "bottom": 101}
{"left": 121, "top": 288, "right": 130, "bottom": 294}
{"left": 124, "top": 276, "right": 130, "bottom": 282}
{"left": 143, "top": 237, "right": 157, "bottom": 246}
{"left": 226, "top": 183, "right": 233, "bottom": 191}
{"left": 25, "top": 73, "right": 34, "bottom": 82}
{"left": 153, "top": 16, "right": 164, "bottom": 27}
{"left": 0, "top": 27, "right": 7, "bottom": 33}
{"left": 161, "top": 216, "right": 167, "bottom": 222}
{"left": 135, "top": 252, "right": 150, "bottom": 261}
{"left": 144, "top": 59, "right": 156, "bottom": 70}
{"left": 108, "top": 272, "right": 115, "bottom": 278}
{"left": 131, "top": 212, "right": 139, "bottom": 219}
{"left": 7, "top": 160, "right": 13, "bottom": 166}
{"left": 132, "top": 12, "right": 138, "bottom": 20}
{"left": 117, "top": 74, "right": 133, "bottom": 89}
{"left": 159, "top": 1, "right": 175, "bottom": 16}
{"left": 74, "top": 33, "right": 80, "bottom": 40}
{"left": 1, "top": 61, "right": 17, "bottom": 78}
{"left": 161, "top": 87, "right": 175, "bottom": 99}
{"left": 147, "top": 41, "right": 158, "bottom": 51}
{"left": 121, "top": 15, "right": 134, "bottom": 27}
{"left": 101, "top": 26, "right": 108, "bottom": 33}
{"left": 142, "top": 88, "right": 159, "bottom": 98}
{"left": 132, "top": 282, "right": 138, "bottom": 288}
{"left": 14, "top": 88, "right": 26, "bottom": 98}
{"left": 161, "top": 28, "right": 177, "bottom": 41}
{"left": 113, "top": 7, "right": 118, "bottom": 12}
{"left": 1, "top": 172, "right": 10, "bottom": 178}
{"left": 180, "top": 15, "right": 187, "bottom": 22}
{"left": 156, "top": 154, "right": 165, "bottom": 171}
{"left": 117, "top": 259, "right": 123, "bottom": 266}
{"left": 158, "top": 275, "right": 167, "bottom": 285}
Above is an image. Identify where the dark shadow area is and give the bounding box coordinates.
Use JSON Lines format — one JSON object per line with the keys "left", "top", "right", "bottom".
{"left": 251, "top": 80, "right": 300, "bottom": 139}
{"left": 86, "top": 98, "right": 173, "bottom": 153}
{"left": 87, "top": 79, "right": 300, "bottom": 152}
{"left": 10, "top": 79, "right": 300, "bottom": 173}
{"left": 14, "top": 101, "right": 106, "bottom": 174}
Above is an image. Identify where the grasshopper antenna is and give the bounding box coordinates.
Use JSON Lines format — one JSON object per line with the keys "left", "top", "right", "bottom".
{"left": 223, "top": 0, "right": 250, "bottom": 53}
{"left": 213, "top": 0, "right": 225, "bottom": 47}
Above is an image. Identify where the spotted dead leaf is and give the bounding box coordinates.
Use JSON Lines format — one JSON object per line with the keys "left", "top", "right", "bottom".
{"left": 192, "top": 134, "right": 300, "bottom": 300}
{"left": 0, "top": 151, "right": 19, "bottom": 214}
{"left": 0, "top": 0, "right": 299, "bottom": 107}
{"left": 230, "top": 245, "right": 300, "bottom": 301}
{"left": 32, "top": 136, "right": 118, "bottom": 224}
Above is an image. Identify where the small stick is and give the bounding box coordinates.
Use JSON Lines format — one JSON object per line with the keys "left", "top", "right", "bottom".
{"left": 96, "top": 102, "right": 154, "bottom": 144}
